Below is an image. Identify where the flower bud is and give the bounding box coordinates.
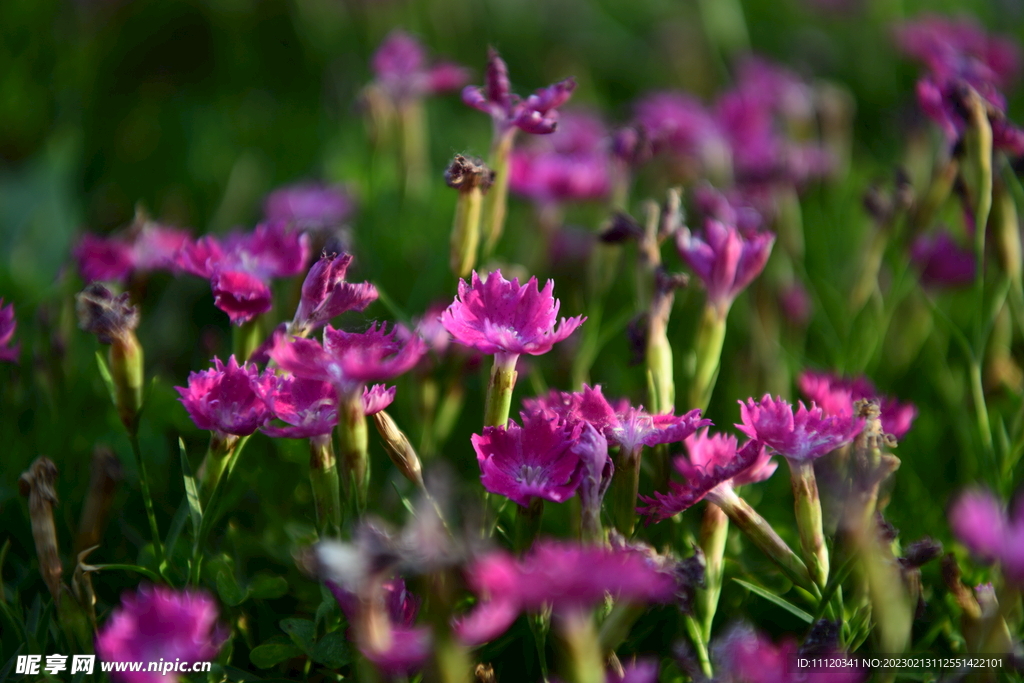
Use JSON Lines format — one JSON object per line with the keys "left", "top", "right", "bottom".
{"left": 75, "top": 446, "right": 123, "bottom": 557}
{"left": 446, "top": 155, "right": 494, "bottom": 278}
{"left": 372, "top": 410, "right": 424, "bottom": 488}
{"left": 19, "top": 457, "right": 62, "bottom": 601}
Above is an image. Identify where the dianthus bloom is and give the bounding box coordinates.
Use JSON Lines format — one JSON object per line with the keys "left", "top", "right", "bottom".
{"left": 457, "top": 541, "right": 677, "bottom": 645}
{"left": 74, "top": 221, "right": 191, "bottom": 284}
{"left": 290, "top": 252, "right": 378, "bottom": 337}
{"left": 639, "top": 431, "right": 775, "bottom": 523}
{"left": 95, "top": 585, "right": 226, "bottom": 683}
{"left": 737, "top": 394, "right": 862, "bottom": 462}
{"left": 176, "top": 222, "right": 310, "bottom": 325}
{"left": 263, "top": 182, "right": 355, "bottom": 234}
{"left": 471, "top": 409, "right": 584, "bottom": 506}
{"left": 176, "top": 356, "right": 275, "bottom": 437}
{"left": 260, "top": 376, "right": 395, "bottom": 439}
{"left": 676, "top": 218, "right": 775, "bottom": 318}
{"left": 949, "top": 488, "right": 1024, "bottom": 584}
{"left": 713, "top": 624, "right": 864, "bottom": 683}
{"left": 371, "top": 30, "right": 468, "bottom": 105}
{"left": 909, "top": 229, "right": 977, "bottom": 289}
{"left": 633, "top": 92, "right": 728, "bottom": 177}
{"left": 0, "top": 298, "right": 19, "bottom": 363}
{"left": 798, "top": 370, "right": 917, "bottom": 440}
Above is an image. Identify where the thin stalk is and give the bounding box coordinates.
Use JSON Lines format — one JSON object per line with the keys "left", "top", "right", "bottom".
{"left": 232, "top": 317, "right": 262, "bottom": 362}
{"left": 683, "top": 613, "right": 713, "bottom": 679}
{"left": 482, "top": 129, "right": 516, "bottom": 257}
{"left": 699, "top": 503, "right": 729, "bottom": 641}
{"left": 609, "top": 447, "right": 641, "bottom": 536}
{"left": 483, "top": 354, "right": 518, "bottom": 428}
{"left": 128, "top": 431, "right": 164, "bottom": 571}
{"left": 788, "top": 459, "right": 829, "bottom": 589}
{"left": 337, "top": 391, "right": 370, "bottom": 513}
{"left": 309, "top": 434, "right": 342, "bottom": 535}
{"left": 689, "top": 304, "right": 728, "bottom": 412}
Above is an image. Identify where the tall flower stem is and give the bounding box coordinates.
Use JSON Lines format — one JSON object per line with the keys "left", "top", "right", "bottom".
{"left": 683, "top": 613, "right": 713, "bottom": 679}
{"left": 400, "top": 100, "right": 428, "bottom": 198}
{"left": 450, "top": 181, "right": 484, "bottom": 278}
{"left": 788, "top": 459, "right": 829, "bottom": 588}
{"left": 710, "top": 487, "right": 813, "bottom": 591}
{"left": 609, "top": 447, "right": 641, "bottom": 536}
{"left": 199, "top": 432, "right": 239, "bottom": 502}
{"left": 309, "top": 434, "right": 342, "bottom": 535}
{"left": 189, "top": 434, "right": 251, "bottom": 585}
{"left": 688, "top": 304, "right": 728, "bottom": 412}
{"left": 554, "top": 609, "right": 604, "bottom": 683}
{"left": 127, "top": 432, "right": 165, "bottom": 571}
{"left": 699, "top": 503, "right": 729, "bottom": 641}
{"left": 483, "top": 354, "right": 518, "bottom": 428}
{"left": 337, "top": 391, "right": 370, "bottom": 513}
{"left": 514, "top": 498, "right": 544, "bottom": 554}
{"left": 482, "top": 129, "right": 516, "bottom": 256}
{"left": 233, "top": 316, "right": 262, "bottom": 362}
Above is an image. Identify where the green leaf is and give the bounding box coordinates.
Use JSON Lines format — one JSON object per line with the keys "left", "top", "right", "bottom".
{"left": 0, "top": 644, "right": 24, "bottom": 683}
{"left": 216, "top": 570, "right": 250, "bottom": 607}
{"left": 249, "top": 575, "right": 288, "bottom": 601}
{"left": 89, "top": 563, "right": 162, "bottom": 582}
{"left": 311, "top": 632, "right": 352, "bottom": 669}
{"left": 179, "top": 438, "right": 203, "bottom": 538}
{"left": 95, "top": 351, "right": 118, "bottom": 408}
{"left": 279, "top": 618, "right": 316, "bottom": 655}
{"left": 249, "top": 643, "right": 303, "bottom": 669}
{"left": 222, "top": 665, "right": 263, "bottom": 681}
{"left": 733, "top": 579, "right": 813, "bottom": 623}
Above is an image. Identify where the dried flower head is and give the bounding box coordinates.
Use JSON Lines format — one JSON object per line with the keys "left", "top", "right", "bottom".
{"left": 445, "top": 155, "right": 495, "bottom": 192}
{"left": 75, "top": 283, "right": 140, "bottom": 345}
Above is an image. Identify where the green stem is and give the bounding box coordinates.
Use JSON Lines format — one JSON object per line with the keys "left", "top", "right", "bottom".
{"left": 970, "top": 360, "right": 994, "bottom": 457}
{"left": 684, "top": 613, "right": 713, "bottom": 679}
{"left": 483, "top": 354, "right": 519, "bottom": 428}
{"left": 400, "top": 100, "right": 428, "bottom": 198}
{"left": 233, "top": 316, "right": 262, "bottom": 362}
{"left": 699, "top": 503, "right": 729, "bottom": 642}
{"left": 609, "top": 447, "right": 641, "bottom": 536}
{"left": 788, "top": 460, "right": 829, "bottom": 589}
{"left": 554, "top": 609, "right": 604, "bottom": 683}
{"left": 190, "top": 434, "right": 251, "bottom": 585}
{"left": 515, "top": 498, "right": 544, "bottom": 554}
{"left": 128, "top": 431, "right": 165, "bottom": 572}
{"left": 450, "top": 185, "right": 484, "bottom": 278}
{"left": 482, "top": 129, "right": 516, "bottom": 257}
{"left": 688, "top": 304, "right": 728, "bottom": 413}
{"left": 309, "top": 434, "right": 342, "bottom": 536}
{"left": 337, "top": 391, "right": 370, "bottom": 514}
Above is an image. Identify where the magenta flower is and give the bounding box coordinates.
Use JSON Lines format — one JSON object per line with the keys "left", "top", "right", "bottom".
{"left": 798, "top": 370, "right": 918, "bottom": 440}
{"left": 737, "top": 394, "right": 863, "bottom": 462}
{"left": 269, "top": 322, "right": 426, "bottom": 398}
{"left": 176, "top": 356, "right": 275, "bottom": 437}
{"left": 441, "top": 271, "right": 584, "bottom": 365}
{"left": 676, "top": 219, "right": 775, "bottom": 316}
{"left": 74, "top": 223, "right": 191, "bottom": 284}
{"left": 260, "top": 376, "right": 395, "bottom": 439}
{"left": 693, "top": 184, "right": 764, "bottom": 235}
{"left": 263, "top": 182, "right": 355, "bottom": 233}
{"left": 633, "top": 92, "right": 726, "bottom": 171}
{"left": 471, "top": 409, "right": 584, "bottom": 506}
{"left": 638, "top": 434, "right": 773, "bottom": 523}
{"left": 0, "top": 299, "right": 18, "bottom": 363}
{"left": 176, "top": 222, "right": 310, "bottom": 325}
{"left": 949, "top": 488, "right": 1024, "bottom": 583}
{"left": 509, "top": 111, "right": 611, "bottom": 204}
{"left": 290, "top": 252, "right": 378, "bottom": 336}
{"left": 713, "top": 624, "right": 864, "bottom": 683}
{"left": 457, "top": 541, "right": 677, "bottom": 645}
{"left": 95, "top": 585, "right": 226, "bottom": 683}
{"left": 462, "top": 49, "right": 576, "bottom": 136}
{"left": 909, "top": 229, "right": 976, "bottom": 289}
{"left": 371, "top": 30, "right": 469, "bottom": 104}
{"left": 778, "top": 281, "right": 812, "bottom": 327}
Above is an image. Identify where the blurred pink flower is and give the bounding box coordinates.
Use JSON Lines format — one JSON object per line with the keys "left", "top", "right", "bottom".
{"left": 263, "top": 182, "right": 355, "bottom": 233}
{"left": 74, "top": 223, "right": 191, "bottom": 284}
{"left": 176, "top": 356, "right": 274, "bottom": 437}
{"left": 0, "top": 299, "right": 19, "bottom": 363}
{"left": 633, "top": 92, "right": 725, "bottom": 167}
{"left": 713, "top": 624, "right": 864, "bottom": 683}
{"left": 909, "top": 229, "right": 976, "bottom": 288}
{"left": 371, "top": 30, "right": 469, "bottom": 104}
{"left": 291, "top": 252, "right": 378, "bottom": 336}
{"left": 510, "top": 111, "right": 611, "bottom": 204}
{"left": 798, "top": 370, "right": 918, "bottom": 440}
{"left": 737, "top": 394, "right": 863, "bottom": 462}
{"left": 949, "top": 488, "right": 1024, "bottom": 582}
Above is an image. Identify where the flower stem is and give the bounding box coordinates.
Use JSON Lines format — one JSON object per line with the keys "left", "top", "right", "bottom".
{"left": 514, "top": 498, "right": 544, "bottom": 554}
{"left": 688, "top": 304, "right": 728, "bottom": 413}
{"left": 399, "top": 100, "right": 428, "bottom": 198}
{"left": 683, "top": 613, "right": 713, "bottom": 679}
{"left": 450, "top": 182, "right": 484, "bottom": 278}
{"left": 482, "top": 129, "right": 516, "bottom": 257}
{"left": 128, "top": 431, "right": 165, "bottom": 572}
{"left": 609, "top": 447, "right": 641, "bottom": 536}
{"left": 309, "top": 434, "right": 342, "bottom": 536}
{"left": 699, "top": 503, "right": 729, "bottom": 641}
{"left": 233, "top": 316, "right": 262, "bottom": 362}
{"left": 483, "top": 354, "right": 518, "bottom": 428}
{"left": 788, "top": 459, "right": 829, "bottom": 589}
{"left": 337, "top": 391, "right": 370, "bottom": 514}
{"left": 199, "top": 432, "right": 239, "bottom": 502}
{"left": 554, "top": 609, "right": 604, "bottom": 683}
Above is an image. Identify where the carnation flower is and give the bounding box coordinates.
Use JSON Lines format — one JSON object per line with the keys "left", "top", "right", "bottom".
{"left": 176, "top": 222, "right": 310, "bottom": 325}
{"left": 371, "top": 30, "right": 468, "bottom": 105}
{"left": 471, "top": 409, "right": 584, "bottom": 506}
{"left": 737, "top": 394, "right": 863, "bottom": 462}
{"left": 0, "top": 298, "right": 19, "bottom": 363}
{"left": 949, "top": 488, "right": 1024, "bottom": 583}
{"left": 259, "top": 376, "right": 395, "bottom": 439}
{"left": 909, "top": 229, "right": 977, "bottom": 289}
{"left": 633, "top": 92, "right": 726, "bottom": 171}
{"left": 95, "top": 585, "right": 226, "bottom": 683}
{"left": 74, "top": 222, "right": 191, "bottom": 284}
{"left": 290, "top": 252, "right": 378, "bottom": 336}
{"left": 509, "top": 111, "right": 611, "bottom": 205}
{"left": 713, "top": 624, "right": 864, "bottom": 683}
{"left": 263, "top": 182, "right": 355, "bottom": 233}
{"left": 176, "top": 356, "right": 274, "bottom": 437}
{"left": 798, "top": 370, "right": 918, "bottom": 440}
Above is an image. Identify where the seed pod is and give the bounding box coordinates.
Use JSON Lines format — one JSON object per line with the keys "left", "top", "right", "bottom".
{"left": 19, "top": 457, "right": 62, "bottom": 601}
{"left": 372, "top": 410, "right": 424, "bottom": 488}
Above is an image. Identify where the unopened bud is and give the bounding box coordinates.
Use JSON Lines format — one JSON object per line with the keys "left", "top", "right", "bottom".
{"left": 372, "top": 410, "right": 424, "bottom": 488}
{"left": 75, "top": 447, "right": 123, "bottom": 556}
{"left": 19, "top": 457, "right": 62, "bottom": 601}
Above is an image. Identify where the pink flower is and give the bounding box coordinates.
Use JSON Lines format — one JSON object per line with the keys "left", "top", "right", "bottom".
{"left": 798, "top": 371, "right": 918, "bottom": 440}
{"left": 949, "top": 488, "right": 1024, "bottom": 582}
{"left": 259, "top": 377, "right": 395, "bottom": 439}
{"left": 291, "top": 252, "right": 378, "bottom": 336}
{"left": 909, "top": 229, "right": 976, "bottom": 289}
{"left": 441, "top": 271, "right": 584, "bottom": 364}
{"left": 737, "top": 394, "right": 863, "bottom": 462}
{"left": 638, "top": 434, "right": 773, "bottom": 523}
{"left": 633, "top": 92, "right": 725, "bottom": 167}
{"left": 457, "top": 541, "right": 677, "bottom": 645}
{"left": 676, "top": 219, "right": 775, "bottom": 316}
{"left": 176, "top": 356, "right": 275, "bottom": 437}
{"left": 74, "top": 223, "right": 191, "bottom": 283}
{"left": 509, "top": 111, "right": 611, "bottom": 204}
{"left": 462, "top": 49, "right": 576, "bottom": 135}
{"left": 371, "top": 30, "right": 469, "bottom": 104}
{"left": 95, "top": 585, "right": 226, "bottom": 683}
{"left": 713, "top": 624, "right": 864, "bottom": 683}
{"left": 778, "top": 281, "right": 813, "bottom": 327}
{"left": 176, "top": 222, "right": 310, "bottom": 325}
{"left": 471, "top": 409, "right": 584, "bottom": 506}
{"left": 0, "top": 299, "right": 18, "bottom": 363}
{"left": 263, "top": 182, "right": 355, "bottom": 233}
{"left": 269, "top": 323, "right": 426, "bottom": 398}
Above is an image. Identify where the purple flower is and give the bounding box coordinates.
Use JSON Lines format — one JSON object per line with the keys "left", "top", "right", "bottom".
{"left": 263, "top": 182, "right": 355, "bottom": 233}
{"left": 371, "top": 30, "right": 469, "bottom": 104}
{"left": 0, "top": 299, "right": 18, "bottom": 363}
{"left": 441, "top": 271, "right": 584, "bottom": 364}
{"left": 638, "top": 433, "right": 773, "bottom": 523}
{"left": 949, "top": 488, "right": 1024, "bottom": 583}
{"left": 909, "top": 229, "right": 976, "bottom": 289}
{"left": 291, "top": 252, "right": 378, "bottom": 336}
{"left": 798, "top": 371, "right": 918, "bottom": 441}
{"left": 95, "top": 585, "right": 226, "bottom": 683}
{"left": 509, "top": 111, "right": 611, "bottom": 204}
{"left": 737, "top": 394, "right": 863, "bottom": 462}
{"left": 471, "top": 409, "right": 584, "bottom": 506}
{"left": 693, "top": 184, "right": 765, "bottom": 235}
{"left": 269, "top": 323, "right": 426, "bottom": 398}
{"left": 713, "top": 624, "right": 864, "bottom": 683}
{"left": 259, "top": 376, "right": 395, "bottom": 439}
{"left": 457, "top": 541, "right": 677, "bottom": 645}
{"left": 74, "top": 223, "right": 191, "bottom": 284}
{"left": 675, "top": 219, "right": 775, "bottom": 316}
{"left": 176, "top": 222, "right": 310, "bottom": 325}
{"left": 633, "top": 92, "right": 726, "bottom": 170}
{"left": 462, "top": 49, "right": 576, "bottom": 135}
{"left": 778, "top": 281, "right": 812, "bottom": 327}
{"left": 176, "top": 356, "right": 275, "bottom": 437}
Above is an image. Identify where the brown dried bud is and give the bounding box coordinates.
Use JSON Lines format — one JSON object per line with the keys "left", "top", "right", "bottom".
{"left": 475, "top": 664, "right": 496, "bottom": 683}
{"left": 19, "top": 457, "right": 62, "bottom": 601}
{"left": 599, "top": 211, "right": 643, "bottom": 244}
{"left": 372, "top": 411, "right": 424, "bottom": 488}
{"left": 75, "top": 283, "right": 139, "bottom": 345}
{"left": 75, "top": 447, "right": 123, "bottom": 557}
{"left": 445, "top": 155, "right": 494, "bottom": 193}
